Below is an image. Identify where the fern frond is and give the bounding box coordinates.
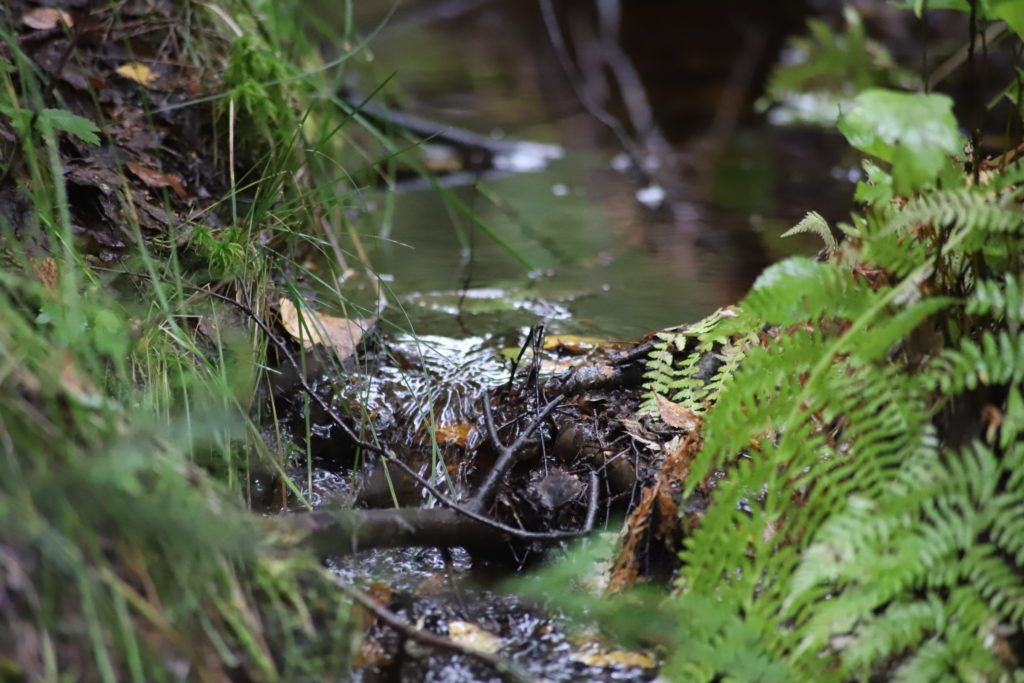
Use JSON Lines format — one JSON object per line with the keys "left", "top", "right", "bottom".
{"left": 839, "top": 597, "right": 945, "bottom": 672}
{"left": 968, "top": 273, "right": 1024, "bottom": 324}
{"left": 694, "top": 327, "right": 828, "bottom": 478}
{"left": 886, "top": 188, "right": 1024, "bottom": 235}
{"left": 861, "top": 225, "right": 932, "bottom": 277}
{"left": 785, "top": 438, "right": 1024, "bottom": 678}
{"left": 889, "top": 588, "right": 1007, "bottom": 682}
{"left": 650, "top": 134, "right": 1024, "bottom": 681}
{"left": 782, "top": 211, "right": 837, "bottom": 252}
{"left": 927, "top": 330, "right": 1024, "bottom": 394}
{"left": 742, "top": 257, "right": 877, "bottom": 326}
{"left": 640, "top": 309, "right": 751, "bottom": 416}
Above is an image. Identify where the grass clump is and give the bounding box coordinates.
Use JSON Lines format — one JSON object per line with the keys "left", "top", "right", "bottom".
{"left": 0, "top": 0, "right": 374, "bottom": 677}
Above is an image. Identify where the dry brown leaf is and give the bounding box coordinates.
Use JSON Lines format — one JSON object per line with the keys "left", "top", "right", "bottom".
{"left": 116, "top": 62, "right": 156, "bottom": 87}
{"left": 126, "top": 162, "right": 188, "bottom": 198}
{"left": 655, "top": 394, "right": 701, "bottom": 431}
{"left": 619, "top": 416, "right": 662, "bottom": 451}
{"left": 278, "top": 298, "right": 374, "bottom": 360}
{"left": 22, "top": 8, "right": 73, "bottom": 30}
{"left": 607, "top": 485, "right": 655, "bottom": 592}
{"left": 447, "top": 620, "right": 502, "bottom": 654}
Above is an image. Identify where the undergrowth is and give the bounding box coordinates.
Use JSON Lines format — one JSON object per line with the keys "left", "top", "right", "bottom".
{"left": 662, "top": 150, "right": 1024, "bottom": 678}
{"left": 527, "top": 7, "right": 1024, "bottom": 682}
{"left": 0, "top": 0, "right": 403, "bottom": 678}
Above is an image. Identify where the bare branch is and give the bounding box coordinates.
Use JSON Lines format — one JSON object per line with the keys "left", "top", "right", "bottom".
{"left": 333, "top": 576, "right": 533, "bottom": 683}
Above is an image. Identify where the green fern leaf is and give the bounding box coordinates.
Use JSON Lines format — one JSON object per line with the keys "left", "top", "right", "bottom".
{"left": 782, "top": 211, "right": 837, "bottom": 252}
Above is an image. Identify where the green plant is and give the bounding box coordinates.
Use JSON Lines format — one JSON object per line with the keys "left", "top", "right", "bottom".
{"left": 667, "top": 88, "right": 1022, "bottom": 678}
{"left": 0, "top": 1, "right": 360, "bottom": 678}
{"left": 529, "top": 14, "right": 1024, "bottom": 679}
{"left": 758, "top": 6, "right": 918, "bottom": 125}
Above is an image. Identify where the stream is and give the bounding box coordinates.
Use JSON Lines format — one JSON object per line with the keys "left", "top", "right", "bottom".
{"left": 283, "top": 1, "right": 862, "bottom": 680}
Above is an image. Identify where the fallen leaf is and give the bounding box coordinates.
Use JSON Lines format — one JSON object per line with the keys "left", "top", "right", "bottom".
{"left": 434, "top": 421, "right": 475, "bottom": 447}
{"left": 542, "top": 334, "right": 604, "bottom": 354}
{"left": 447, "top": 620, "right": 502, "bottom": 654}
{"left": 126, "top": 162, "right": 188, "bottom": 198}
{"left": 655, "top": 394, "right": 701, "bottom": 431}
{"left": 278, "top": 298, "right": 375, "bottom": 361}
{"left": 22, "top": 8, "right": 73, "bottom": 30}
{"left": 572, "top": 649, "right": 655, "bottom": 669}
{"left": 116, "top": 62, "right": 156, "bottom": 87}
{"left": 619, "top": 416, "right": 662, "bottom": 451}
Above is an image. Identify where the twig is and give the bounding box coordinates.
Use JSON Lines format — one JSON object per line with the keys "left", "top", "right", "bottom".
{"left": 333, "top": 577, "right": 534, "bottom": 683}
{"left": 468, "top": 392, "right": 562, "bottom": 514}
{"left": 584, "top": 471, "right": 599, "bottom": 532}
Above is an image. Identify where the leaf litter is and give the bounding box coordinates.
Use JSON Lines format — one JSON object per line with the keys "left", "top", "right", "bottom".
{"left": 5, "top": 0, "right": 224, "bottom": 260}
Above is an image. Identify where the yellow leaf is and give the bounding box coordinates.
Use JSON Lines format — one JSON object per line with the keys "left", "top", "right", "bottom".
{"left": 447, "top": 620, "right": 502, "bottom": 654}
{"left": 277, "top": 298, "right": 374, "bottom": 361}
{"left": 116, "top": 62, "right": 156, "bottom": 87}
{"left": 571, "top": 649, "right": 656, "bottom": 669}
{"left": 541, "top": 334, "right": 605, "bottom": 354}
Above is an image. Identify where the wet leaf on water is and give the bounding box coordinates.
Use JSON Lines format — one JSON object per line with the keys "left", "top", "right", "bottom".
{"left": 571, "top": 649, "right": 655, "bottom": 669}
{"left": 541, "top": 334, "right": 604, "bottom": 354}
{"left": 126, "top": 161, "right": 188, "bottom": 198}
{"left": 22, "top": 8, "right": 73, "bottom": 30}
{"left": 447, "top": 620, "right": 502, "bottom": 654}
{"left": 278, "top": 298, "right": 375, "bottom": 360}
{"left": 115, "top": 62, "right": 156, "bottom": 87}
{"left": 655, "top": 394, "right": 701, "bottom": 431}
{"left": 433, "top": 421, "right": 475, "bottom": 447}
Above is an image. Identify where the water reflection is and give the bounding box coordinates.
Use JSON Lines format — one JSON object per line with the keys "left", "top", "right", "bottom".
{"left": 320, "top": 0, "right": 856, "bottom": 337}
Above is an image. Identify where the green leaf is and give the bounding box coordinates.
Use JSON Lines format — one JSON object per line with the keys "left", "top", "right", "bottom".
{"left": 988, "top": 0, "right": 1024, "bottom": 40}
{"left": 889, "top": 0, "right": 970, "bottom": 14}
{"left": 855, "top": 159, "right": 895, "bottom": 205}
{"left": 93, "top": 308, "right": 129, "bottom": 359}
{"left": 37, "top": 108, "right": 100, "bottom": 145}
{"left": 838, "top": 89, "right": 961, "bottom": 195}
{"left": 744, "top": 257, "right": 876, "bottom": 325}
{"left": 855, "top": 296, "right": 956, "bottom": 361}
{"left": 0, "top": 103, "right": 33, "bottom": 133}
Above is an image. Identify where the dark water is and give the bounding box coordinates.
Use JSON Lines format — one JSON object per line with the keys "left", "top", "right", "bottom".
{"left": 320, "top": 0, "right": 859, "bottom": 340}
